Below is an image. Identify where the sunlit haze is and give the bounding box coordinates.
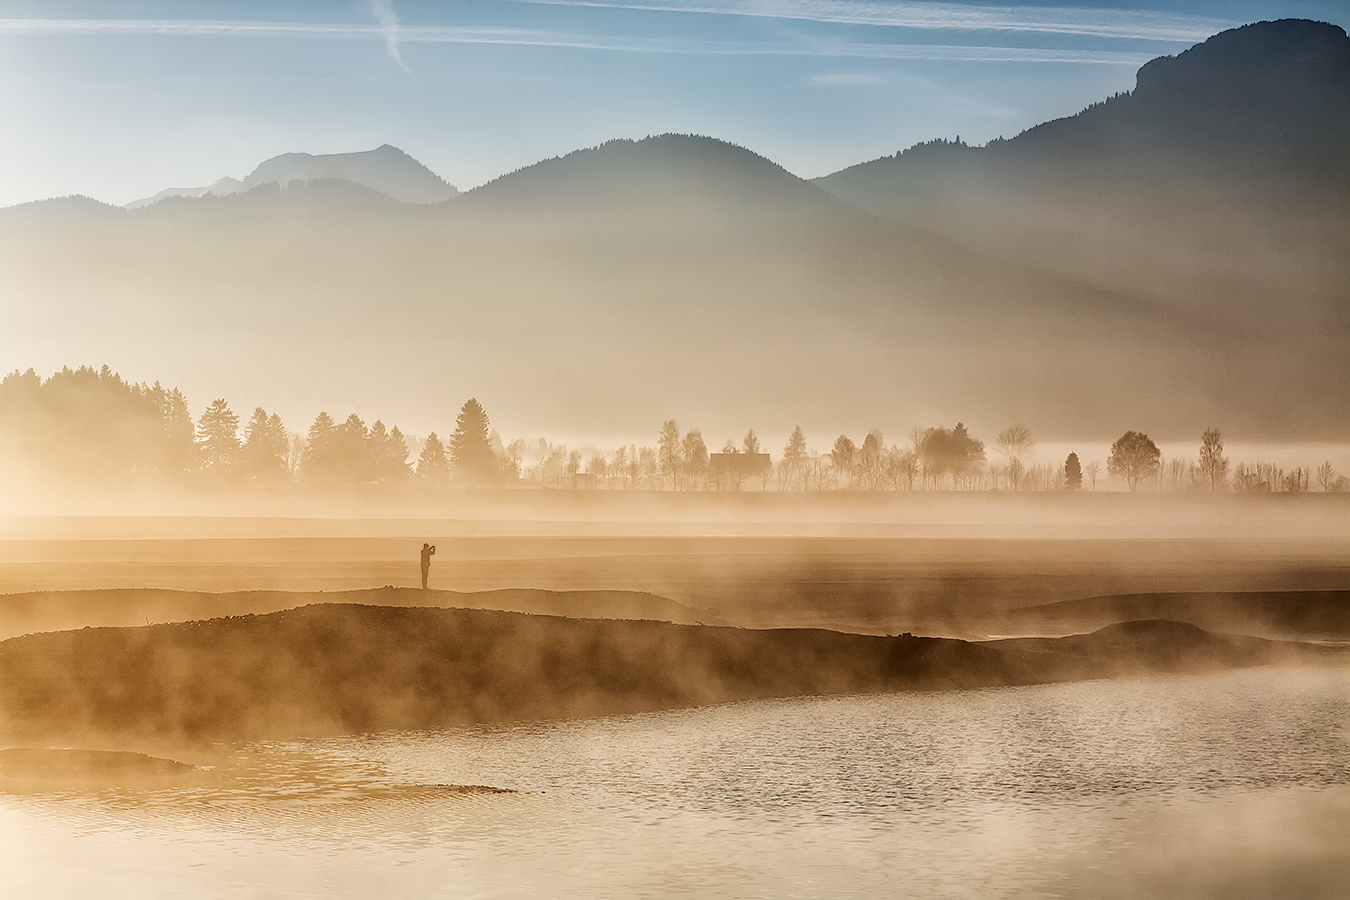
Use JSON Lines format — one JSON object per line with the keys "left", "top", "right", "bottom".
{"left": 2, "top": 4, "right": 1349, "bottom": 898}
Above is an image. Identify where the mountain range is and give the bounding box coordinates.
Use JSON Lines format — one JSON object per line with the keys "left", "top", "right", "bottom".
{"left": 2, "top": 18, "right": 1346, "bottom": 444}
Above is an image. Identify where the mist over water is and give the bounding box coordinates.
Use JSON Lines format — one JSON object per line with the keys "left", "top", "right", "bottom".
{"left": 3, "top": 668, "right": 1348, "bottom": 899}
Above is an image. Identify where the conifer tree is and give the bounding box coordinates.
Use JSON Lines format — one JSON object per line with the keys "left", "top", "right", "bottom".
{"left": 1064, "top": 452, "right": 1083, "bottom": 491}
{"left": 242, "top": 407, "right": 289, "bottom": 481}
{"left": 164, "top": 388, "right": 196, "bottom": 472}
{"left": 369, "top": 420, "right": 412, "bottom": 482}
{"left": 335, "top": 413, "right": 371, "bottom": 482}
{"left": 197, "top": 399, "right": 240, "bottom": 472}
{"left": 304, "top": 412, "right": 338, "bottom": 481}
{"left": 387, "top": 426, "right": 412, "bottom": 481}
{"left": 416, "top": 432, "right": 450, "bottom": 484}
{"left": 450, "top": 399, "right": 497, "bottom": 485}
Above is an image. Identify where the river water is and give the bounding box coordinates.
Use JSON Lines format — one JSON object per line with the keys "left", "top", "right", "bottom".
{"left": 3, "top": 666, "right": 1349, "bottom": 899}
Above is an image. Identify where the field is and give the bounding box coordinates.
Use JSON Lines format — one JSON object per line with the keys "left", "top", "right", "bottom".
{"left": 0, "top": 492, "right": 1346, "bottom": 638}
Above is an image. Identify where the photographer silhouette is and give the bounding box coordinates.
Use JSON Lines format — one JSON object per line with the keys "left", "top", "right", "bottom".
{"left": 420, "top": 542, "right": 436, "bottom": 589}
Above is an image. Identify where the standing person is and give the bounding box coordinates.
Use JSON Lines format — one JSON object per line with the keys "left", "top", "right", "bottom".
{"left": 420, "top": 542, "right": 436, "bottom": 590}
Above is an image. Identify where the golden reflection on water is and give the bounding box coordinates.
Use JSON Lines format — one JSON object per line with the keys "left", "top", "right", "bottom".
{"left": 2, "top": 667, "right": 1349, "bottom": 899}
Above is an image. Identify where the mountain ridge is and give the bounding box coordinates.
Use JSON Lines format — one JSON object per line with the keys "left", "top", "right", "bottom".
{"left": 820, "top": 18, "right": 1350, "bottom": 179}
{"left": 812, "top": 17, "right": 1350, "bottom": 345}
{"left": 461, "top": 133, "right": 833, "bottom": 213}
{"left": 126, "top": 144, "right": 458, "bottom": 209}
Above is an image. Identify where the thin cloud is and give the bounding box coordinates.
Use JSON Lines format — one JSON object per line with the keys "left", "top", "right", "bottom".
{"left": 0, "top": 18, "right": 1150, "bottom": 64}
{"left": 806, "top": 72, "right": 884, "bottom": 85}
{"left": 511, "top": 0, "right": 1234, "bottom": 42}
{"left": 369, "top": 0, "right": 412, "bottom": 74}
{"left": 0, "top": 19, "right": 385, "bottom": 38}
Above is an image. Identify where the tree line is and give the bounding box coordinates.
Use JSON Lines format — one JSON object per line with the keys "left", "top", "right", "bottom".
{"left": 0, "top": 367, "right": 497, "bottom": 488}
{"left": 2, "top": 366, "right": 1346, "bottom": 493}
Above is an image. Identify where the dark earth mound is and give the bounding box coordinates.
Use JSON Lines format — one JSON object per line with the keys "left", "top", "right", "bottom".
{"left": 0, "top": 586, "right": 712, "bottom": 641}
{"left": 0, "top": 605, "right": 1338, "bottom": 743}
{"left": 995, "top": 591, "right": 1350, "bottom": 640}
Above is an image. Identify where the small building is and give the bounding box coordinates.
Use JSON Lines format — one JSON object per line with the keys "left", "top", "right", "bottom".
{"left": 708, "top": 452, "right": 771, "bottom": 489}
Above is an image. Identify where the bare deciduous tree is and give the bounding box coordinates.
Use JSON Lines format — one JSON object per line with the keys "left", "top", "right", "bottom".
{"left": 1085, "top": 460, "right": 1102, "bottom": 491}
{"left": 682, "top": 429, "right": 708, "bottom": 491}
{"left": 781, "top": 426, "right": 808, "bottom": 491}
{"left": 1316, "top": 460, "right": 1336, "bottom": 492}
{"left": 1282, "top": 467, "right": 1309, "bottom": 493}
{"left": 858, "top": 430, "right": 883, "bottom": 490}
{"left": 638, "top": 446, "right": 656, "bottom": 488}
{"left": 996, "top": 424, "right": 1033, "bottom": 490}
{"left": 658, "top": 420, "right": 681, "bottom": 490}
{"left": 1199, "top": 428, "right": 1229, "bottom": 491}
{"left": 1165, "top": 457, "right": 1186, "bottom": 492}
{"left": 830, "top": 434, "right": 857, "bottom": 489}
{"left": 719, "top": 438, "right": 746, "bottom": 491}
{"left": 586, "top": 452, "right": 606, "bottom": 482}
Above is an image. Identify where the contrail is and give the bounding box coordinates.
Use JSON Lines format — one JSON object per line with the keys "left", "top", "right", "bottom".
{"left": 507, "top": 0, "right": 1235, "bottom": 43}
{"left": 0, "top": 18, "right": 1152, "bottom": 64}
{"left": 370, "top": 0, "right": 412, "bottom": 73}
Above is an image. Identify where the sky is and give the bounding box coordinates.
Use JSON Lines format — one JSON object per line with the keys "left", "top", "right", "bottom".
{"left": 1, "top": 0, "right": 1347, "bottom": 207}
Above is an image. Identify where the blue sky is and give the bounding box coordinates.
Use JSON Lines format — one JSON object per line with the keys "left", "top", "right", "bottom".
{"left": 1, "top": 0, "right": 1346, "bottom": 206}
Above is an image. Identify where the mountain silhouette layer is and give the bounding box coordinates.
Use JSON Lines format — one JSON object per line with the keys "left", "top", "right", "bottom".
{"left": 127, "top": 144, "right": 458, "bottom": 208}
{"left": 461, "top": 134, "right": 833, "bottom": 214}
{"left": 816, "top": 19, "right": 1350, "bottom": 345}
{"left": 822, "top": 20, "right": 1350, "bottom": 191}
{"left": 3, "top": 22, "right": 1348, "bottom": 442}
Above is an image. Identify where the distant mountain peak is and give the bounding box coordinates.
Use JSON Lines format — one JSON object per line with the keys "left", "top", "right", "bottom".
{"left": 830, "top": 17, "right": 1350, "bottom": 173}
{"left": 1137, "top": 18, "right": 1350, "bottom": 91}
{"left": 127, "top": 145, "right": 458, "bottom": 209}
{"left": 463, "top": 132, "right": 829, "bottom": 213}
{"left": 1039, "top": 17, "right": 1350, "bottom": 166}
{"left": 239, "top": 145, "right": 457, "bottom": 204}
{"left": 1132, "top": 18, "right": 1350, "bottom": 111}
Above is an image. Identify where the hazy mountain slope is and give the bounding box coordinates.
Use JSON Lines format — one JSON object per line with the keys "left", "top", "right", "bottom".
{"left": 127, "top": 177, "right": 415, "bottom": 220}
{"left": 126, "top": 177, "right": 245, "bottom": 209}
{"left": 0, "top": 131, "right": 1344, "bottom": 443}
{"left": 126, "top": 145, "right": 457, "bottom": 208}
{"left": 816, "top": 19, "right": 1350, "bottom": 340}
{"left": 2, "top": 195, "right": 127, "bottom": 223}
{"left": 462, "top": 134, "right": 832, "bottom": 214}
